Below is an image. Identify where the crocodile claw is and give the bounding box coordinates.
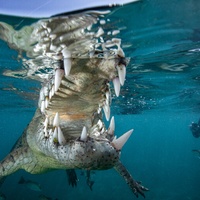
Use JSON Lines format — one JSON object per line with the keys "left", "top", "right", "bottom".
{"left": 114, "top": 161, "right": 149, "bottom": 198}
{"left": 133, "top": 180, "right": 149, "bottom": 198}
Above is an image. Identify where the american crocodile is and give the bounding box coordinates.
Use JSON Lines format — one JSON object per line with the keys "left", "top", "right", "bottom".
{"left": 0, "top": 9, "right": 148, "bottom": 198}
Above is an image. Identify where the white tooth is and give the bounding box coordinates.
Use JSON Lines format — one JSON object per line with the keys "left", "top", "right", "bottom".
{"left": 97, "top": 107, "right": 102, "bottom": 114}
{"left": 97, "top": 119, "right": 103, "bottom": 128}
{"left": 58, "top": 126, "right": 66, "bottom": 145}
{"left": 62, "top": 48, "right": 72, "bottom": 76}
{"left": 96, "top": 27, "right": 104, "bottom": 37}
{"left": 116, "top": 65, "right": 126, "bottom": 86}
{"left": 113, "top": 77, "right": 120, "bottom": 97}
{"left": 50, "top": 44, "right": 59, "bottom": 52}
{"left": 80, "top": 126, "right": 87, "bottom": 141}
{"left": 53, "top": 112, "right": 60, "bottom": 127}
{"left": 62, "top": 48, "right": 71, "bottom": 58}
{"left": 55, "top": 69, "right": 64, "bottom": 92}
{"left": 45, "top": 96, "right": 49, "bottom": 108}
{"left": 49, "top": 34, "right": 57, "bottom": 40}
{"left": 101, "top": 127, "right": 105, "bottom": 134}
{"left": 41, "top": 100, "right": 45, "bottom": 113}
{"left": 51, "top": 85, "right": 55, "bottom": 96}
{"left": 44, "top": 129, "right": 48, "bottom": 137}
{"left": 111, "top": 129, "right": 133, "bottom": 150}
{"left": 117, "top": 47, "right": 125, "bottom": 57}
{"left": 105, "top": 91, "right": 110, "bottom": 106}
{"left": 52, "top": 127, "right": 58, "bottom": 142}
{"left": 43, "top": 86, "right": 49, "bottom": 97}
{"left": 64, "top": 58, "right": 71, "bottom": 76}
{"left": 106, "top": 90, "right": 110, "bottom": 101}
{"left": 39, "top": 88, "right": 45, "bottom": 101}
{"left": 44, "top": 117, "right": 48, "bottom": 128}
{"left": 49, "top": 90, "right": 52, "bottom": 99}
{"left": 105, "top": 98, "right": 109, "bottom": 106}
{"left": 103, "top": 104, "right": 110, "bottom": 121}
{"left": 108, "top": 116, "right": 115, "bottom": 135}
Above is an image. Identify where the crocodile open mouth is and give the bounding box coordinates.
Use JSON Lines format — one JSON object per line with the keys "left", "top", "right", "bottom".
{"left": 31, "top": 49, "right": 131, "bottom": 170}
{"left": 0, "top": 8, "right": 148, "bottom": 198}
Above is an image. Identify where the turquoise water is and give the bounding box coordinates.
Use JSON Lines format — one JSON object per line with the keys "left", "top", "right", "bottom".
{"left": 0, "top": 0, "right": 200, "bottom": 199}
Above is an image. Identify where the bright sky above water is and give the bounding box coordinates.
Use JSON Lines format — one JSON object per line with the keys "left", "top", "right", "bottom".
{"left": 0, "top": 0, "right": 135, "bottom": 17}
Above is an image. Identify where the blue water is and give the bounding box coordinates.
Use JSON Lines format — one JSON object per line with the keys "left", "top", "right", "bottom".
{"left": 0, "top": 0, "right": 200, "bottom": 199}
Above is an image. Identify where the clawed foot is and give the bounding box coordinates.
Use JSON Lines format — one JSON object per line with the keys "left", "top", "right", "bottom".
{"left": 132, "top": 180, "right": 149, "bottom": 198}
{"left": 114, "top": 161, "right": 149, "bottom": 198}
{"left": 66, "top": 169, "right": 78, "bottom": 187}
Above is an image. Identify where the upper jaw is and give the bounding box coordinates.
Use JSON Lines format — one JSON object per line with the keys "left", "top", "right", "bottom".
{"left": 38, "top": 57, "right": 128, "bottom": 119}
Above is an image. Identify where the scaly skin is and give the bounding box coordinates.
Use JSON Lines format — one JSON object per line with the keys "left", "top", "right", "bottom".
{"left": 0, "top": 12, "right": 149, "bottom": 198}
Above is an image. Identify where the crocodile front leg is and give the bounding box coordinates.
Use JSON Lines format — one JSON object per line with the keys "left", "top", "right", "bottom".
{"left": 0, "top": 147, "right": 38, "bottom": 177}
{"left": 114, "top": 161, "right": 149, "bottom": 198}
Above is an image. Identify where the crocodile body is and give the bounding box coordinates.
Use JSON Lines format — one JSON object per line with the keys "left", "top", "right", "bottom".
{"left": 0, "top": 10, "right": 148, "bottom": 197}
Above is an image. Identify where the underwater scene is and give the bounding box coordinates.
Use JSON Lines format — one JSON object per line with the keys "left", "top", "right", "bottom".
{"left": 0, "top": 0, "right": 200, "bottom": 199}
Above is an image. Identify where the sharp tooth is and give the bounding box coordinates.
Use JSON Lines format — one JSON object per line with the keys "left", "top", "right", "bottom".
{"left": 58, "top": 126, "right": 66, "bottom": 145}
{"left": 53, "top": 112, "right": 60, "bottom": 127}
{"left": 55, "top": 69, "right": 64, "bottom": 92}
{"left": 101, "top": 127, "right": 105, "bottom": 134}
{"left": 39, "top": 88, "right": 45, "bottom": 101}
{"left": 49, "top": 34, "right": 57, "bottom": 40}
{"left": 43, "top": 86, "right": 49, "bottom": 97}
{"left": 52, "top": 127, "right": 58, "bottom": 143}
{"left": 105, "top": 98, "right": 109, "bottom": 106}
{"left": 105, "top": 90, "right": 110, "bottom": 106}
{"left": 49, "top": 90, "right": 52, "bottom": 99}
{"left": 105, "top": 90, "right": 110, "bottom": 101}
{"left": 62, "top": 48, "right": 71, "bottom": 76}
{"left": 80, "top": 126, "right": 87, "bottom": 141}
{"left": 51, "top": 85, "right": 55, "bottom": 96}
{"left": 64, "top": 58, "right": 71, "bottom": 76}
{"left": 44, "top": 117, "right": 48, "bottom": 128}
{"left": 108, "top": 116, "right": 115, "bottom": 135}
{"left": 97, "top": 106, "right": 102, "bottom": 114}
{"left": 103, "top": 104, "right": 110, "bottom": 121}
{"left": 117, "top": 47, "right": 125, "bottom": 57}
{"left": 111, "top": 129, "right": 133, "bottom": 150}
{"left": 45, "top": 96, "right": 49, "bottom": 108}
{"left": 113, "top": 77, "right": 121, "bottom": 97}
{"left": 116, "top": 65, "right": 126, "bottom": 86}
{"left": 62, "top": 48, "right": 71, "bottom": 58}
{"left": 96, "top": 27, "right": 104, "bottom": 37}
{"left": 41, "top": 100, "right": 45, "bottom": 113}
{"left": 44, "top": 129, "right": 48, "bottom": 138}
{"left": 97, "top": 119, "right": 103, "bottom": 128}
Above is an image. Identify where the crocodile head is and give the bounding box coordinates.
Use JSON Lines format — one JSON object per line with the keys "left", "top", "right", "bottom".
{"left": 0, "top": 10, "right": 148, "bottom": 197}
{"left": 26, "top": 55, "right": 132, "bottom": 171}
